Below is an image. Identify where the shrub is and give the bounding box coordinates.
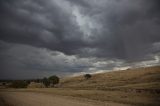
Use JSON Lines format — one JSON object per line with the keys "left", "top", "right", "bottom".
{"left": 84, "top": 74, "right": 92, "bottom": 80}
{"left": 10, "top": 80, "right": 28, "bottom": 88}
{"left": 2, "top": 82, "right": 6, "bottom": 86}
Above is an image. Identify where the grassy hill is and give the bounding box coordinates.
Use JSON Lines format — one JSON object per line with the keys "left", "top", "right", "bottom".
{"left": 56, "top": 66, "right": 160, "bottom": 105}
{"left": 1, "top": 66, "right": 160, "bottom": 106}
{"left": 60, "top": 66, "right": 160, "bottom": 90}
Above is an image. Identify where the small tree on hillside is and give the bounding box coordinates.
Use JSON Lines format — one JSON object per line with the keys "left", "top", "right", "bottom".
{"left": 48, "top": 75, "right": 59, "bottom": 87}
{"left": 84, "top": 74, "right": 92, "bottom": 80}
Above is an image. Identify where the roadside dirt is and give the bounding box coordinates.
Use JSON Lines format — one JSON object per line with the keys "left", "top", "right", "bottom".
{"left": 0, "top": 92, "right": 131, "bottom": 106}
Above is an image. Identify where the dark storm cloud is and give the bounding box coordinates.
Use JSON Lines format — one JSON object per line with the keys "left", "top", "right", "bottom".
{"left": 66, "top": 0, "right": 90, "bottom": 7}
{"left": 0, "top": 0, "right": 160, "bottom": 79}
{"left": 1, "top": 0, "right": 160, "bottom": 59}
{"left": 0, "top": 0, "right": 87, "bottom": 55}
{"left": 0, "top": 40, "right": 96, "bottom": 79}
{"left": 69, "top": 0, "right": 160, "bottom": 60}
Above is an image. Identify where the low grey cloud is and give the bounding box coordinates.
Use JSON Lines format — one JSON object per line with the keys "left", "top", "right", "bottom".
{"left": 0, "top": 0, "right": 160, "bottom": 79}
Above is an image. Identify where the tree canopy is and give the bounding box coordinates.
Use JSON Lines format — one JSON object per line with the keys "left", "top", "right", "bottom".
{"left": 48, "top": 75, "right": 59, "bottom": 85}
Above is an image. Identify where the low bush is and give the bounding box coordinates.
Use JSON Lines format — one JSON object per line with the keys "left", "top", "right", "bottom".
{"left": 10, "top": 80, "right": 28, "bottom": 88}
{"left": 84, "top": 74, "right": 92, "bottom": 79}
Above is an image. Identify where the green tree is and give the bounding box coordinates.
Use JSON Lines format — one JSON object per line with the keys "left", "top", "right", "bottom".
{"left": 42, "top": 77, "right": 50, "bottom": 87}
{"left": 48, "top": 75, "right": 59, "bottom": 86}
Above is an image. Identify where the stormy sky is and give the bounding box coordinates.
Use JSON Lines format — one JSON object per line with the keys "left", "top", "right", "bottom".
{"left": 0, "top": 0, "right": 160, "bottom": 79}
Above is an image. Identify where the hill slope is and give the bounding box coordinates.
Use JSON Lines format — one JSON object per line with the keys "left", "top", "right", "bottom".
{"left": 1, "top": 66, "right": 160, "bottom": 106}
{"left": 60, "top": 66, "right": 160, "bottom": 90}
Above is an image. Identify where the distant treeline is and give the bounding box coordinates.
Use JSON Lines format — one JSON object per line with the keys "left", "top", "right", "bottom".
{"left": 0, "top": 74, "right": 92, "bottom": 88}
{"left": 0, "top": 75, "right": 60, "bottom": 88}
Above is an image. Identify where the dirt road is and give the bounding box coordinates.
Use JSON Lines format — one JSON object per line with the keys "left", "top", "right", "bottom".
{"left": 0, "top": 92, "right": 130, "bottom": 106}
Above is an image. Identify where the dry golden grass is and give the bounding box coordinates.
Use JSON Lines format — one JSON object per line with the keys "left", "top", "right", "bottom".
{"left": 1, "top": 66, "right": 160, "bottom": 106}
{"left": 27, "top": 82, "right": 45, "bottom": 88}
{"left": 56, "top": 66, "right": 160, "bottom": 106}
{"left": 60, "top": 66, "right": 160, "bottom": 90}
